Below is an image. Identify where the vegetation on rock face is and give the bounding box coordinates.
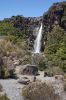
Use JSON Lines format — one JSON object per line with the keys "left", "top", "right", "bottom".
{"left": 0, "top": 94, "right": 9, "bottom": 100}
{"left": 44, "top": 26, "right": 66, "bottom": 72}
{"left": 0, "top": 84, "right": 9, "bottom": 100}
{"left": 22, "top": 82, "right": 60, "bottom": 100}
{"left": 0, "top": 15, "right": 41, "bottom": 50}
{"left": 0, "top": 66, "right": 9, "bottom": 79}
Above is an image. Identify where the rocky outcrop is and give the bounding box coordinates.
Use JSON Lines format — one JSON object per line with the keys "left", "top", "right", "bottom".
{"left": 42, "top": 1, "right": 66, "bottom": 41}
{"left": 16, "top": 64, "right": 38, "bottom": 75}
{"left": 8, "top": 16, "right": 42, "bottom": 49}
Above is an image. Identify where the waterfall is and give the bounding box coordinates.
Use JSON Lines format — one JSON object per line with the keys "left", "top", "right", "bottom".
{"left": 34, "top": 23, "right": 42, "bottom": 53}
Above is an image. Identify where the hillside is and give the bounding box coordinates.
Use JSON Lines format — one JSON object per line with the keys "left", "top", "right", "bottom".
{"left": 0, "top": 1, "right": 66, "bottom": 100}
{"left": 0, "top": 1, "right": 66, "bottom": 77}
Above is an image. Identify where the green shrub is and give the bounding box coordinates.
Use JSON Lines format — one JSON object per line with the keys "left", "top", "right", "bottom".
{"left": 39, "top": 61, "right": 47, "bottom": 71}
{"left": 44, "top": 26, "right": 66, "bottom": 72}
{"left": 0, "top": 94, "right": 9, "bottom": 100}
{"left": 0, "top": 66, "right": 9, "bottom": 79}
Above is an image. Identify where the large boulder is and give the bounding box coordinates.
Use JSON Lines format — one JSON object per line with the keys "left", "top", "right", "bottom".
{"left": 16, "top": 64, "right": 38, "bottom": 75}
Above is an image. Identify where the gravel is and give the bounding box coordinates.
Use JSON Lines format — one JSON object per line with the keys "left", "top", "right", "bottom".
{"left": 0, "top": 72, "right": 66, "bottom": 100}
{"left": 0, "top": 79, "right": 24, "bottom": 100}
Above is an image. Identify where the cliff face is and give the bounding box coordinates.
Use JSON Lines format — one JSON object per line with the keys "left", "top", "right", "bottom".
{"left": 12, "top": 1, "right": 66, "bottom": 51}
{"left": 42, "top": 1, "right": 66, "bottom": 39}
{"left": 0, "top": 1, "right": 66, "bottom": 51}
{"left": 8, "top": 16, "right": 42, "bottom": 49}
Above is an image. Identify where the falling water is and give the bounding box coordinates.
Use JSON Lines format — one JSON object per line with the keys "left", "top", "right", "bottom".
{"left": 34, "top": 23, "right": 42, "bottom": 53}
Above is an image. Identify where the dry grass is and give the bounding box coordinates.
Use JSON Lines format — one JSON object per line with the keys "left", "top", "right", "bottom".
{"left": 22, "top": 82, "right": 60, "bottom": 100}
{"left": 0, "top": 39, "right": 29, "bottom": 58}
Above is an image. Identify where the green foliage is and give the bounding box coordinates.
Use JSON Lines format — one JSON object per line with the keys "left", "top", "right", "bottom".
{"left": 39, "top": 60, "right": 48, "bottom": 71}
{"left": 0, "top": 94, "right": 9, "bottom": 100}
{"left": 61, "top": 16, "right": 66, "bottom": 23}
{"left": 0, "top": 18, "right": 27, "bottom": 42}
{"left": 0, "top": 66, "right": 9, "bottom": 79}
{"left": 0, "top": 84, "right": 3, "bottom": 92}
{"left": 44, "top": 26, "right": 66, "bottom": 72}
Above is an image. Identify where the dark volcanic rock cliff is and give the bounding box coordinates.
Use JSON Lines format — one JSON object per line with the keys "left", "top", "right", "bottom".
{"left": 9, "top": 16, "right": 42, "bottom": 49}
{"left": 13, "top": 1, "right": 66, "bottom": 51}
{"left": 42, "top": 1, "right": 66, "bottom": 42}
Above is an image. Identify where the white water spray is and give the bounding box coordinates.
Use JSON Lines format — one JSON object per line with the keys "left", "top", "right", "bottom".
{"left": 34, "top": 23, "right": 43, "bottom": 53}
